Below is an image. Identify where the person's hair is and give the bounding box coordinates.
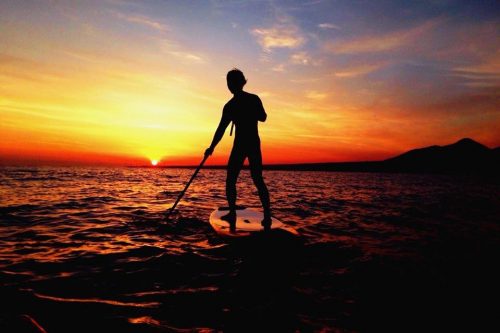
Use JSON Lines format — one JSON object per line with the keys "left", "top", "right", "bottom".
{"left": 226, "top": 68, "right": 247, "bottom": 88}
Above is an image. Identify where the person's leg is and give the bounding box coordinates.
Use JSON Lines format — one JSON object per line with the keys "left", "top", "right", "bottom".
{"left": 223, "top": 145, "right": 245, "bottom": 224}
{"left": 248, "top": 142, "right": 271, "bottom": 228}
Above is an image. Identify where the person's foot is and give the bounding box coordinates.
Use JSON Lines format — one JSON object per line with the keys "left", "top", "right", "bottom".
{"left": 221, "top": 210, "right": 236, "bottom": 233}
{"left": 221, "top": 210, "right": 236, "bottom": 224}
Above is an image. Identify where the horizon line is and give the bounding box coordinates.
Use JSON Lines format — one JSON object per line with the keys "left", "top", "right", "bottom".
{"left": 2, "top": 137, "right": 497, "bottom": 168}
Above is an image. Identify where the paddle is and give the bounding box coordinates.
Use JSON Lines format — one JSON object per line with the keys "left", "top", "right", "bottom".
{"left": 166, "top": 154, "right": 208, "bottom": 219}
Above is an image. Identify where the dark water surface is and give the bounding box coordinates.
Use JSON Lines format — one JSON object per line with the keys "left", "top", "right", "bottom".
{"left": 0, "top": 167, "right": 499, "bottom": 332}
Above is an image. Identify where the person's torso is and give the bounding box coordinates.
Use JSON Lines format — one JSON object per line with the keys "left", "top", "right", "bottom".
{"left": 225, "top": 92, "right": 261, "bottom": 144}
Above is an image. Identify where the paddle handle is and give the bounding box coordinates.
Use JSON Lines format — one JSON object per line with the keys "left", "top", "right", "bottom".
{"left": 167, "top": 154, "right": 208, "bottom": 218}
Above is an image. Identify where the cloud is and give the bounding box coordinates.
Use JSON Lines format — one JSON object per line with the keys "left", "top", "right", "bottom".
{"left": 290, "top": 76, "right": 323, "bottom": 83}
{"left": 251, "top": 22, "right": 305, "bottom": 51}
{"left": 289, "top": 51, "right": 321, "bottom": 67}
{"left": 112, "top": 11, "right": 168, "bottom": 32}
{"left": 326, "top": 19, "right": 440, "bottom": 54}
{"left": 412, "top": 92, "right": 500, "bottom": 118}
{"left": 334, "top": 63, "right": 385, "bottom": 78}
{"left": 168, "top": 51, "right": 206, "bottom": 64}
{"left": 272, "top": 63, "right": 286, "bottom": 72}
{"left": 0, "top": 53, "right": 66, "bottom": 83}
{"left": 452, "top": 51, "right": 500, "bottom": 87}
{"left": 454, "top": 54, "right": 500, "bottom": 76}
{"left": 156, "top": 39, "right": 207, "bottom": 64}
{"left": 251, "top": 27, "right": 304, "bottom": 50}
{"left": 290, "top": 52, "right": 311, "bottom": 65}
{"left": 257, "top": 91, "right": 274, "bottom": 98}
{"left": 318, "top": 23, "right": 341, "bottom": 30}
{"left": 305, "top": 91, "right": 327, "bottom": 100}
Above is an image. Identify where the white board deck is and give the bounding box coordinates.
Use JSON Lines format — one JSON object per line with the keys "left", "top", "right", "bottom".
{"left": 209, "top": 207, "right": 297, "bottom": 237}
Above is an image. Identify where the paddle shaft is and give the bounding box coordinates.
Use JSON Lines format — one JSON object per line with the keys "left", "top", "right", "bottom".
{"left": 167, "top": 154, "right": 208, "bottom": 217}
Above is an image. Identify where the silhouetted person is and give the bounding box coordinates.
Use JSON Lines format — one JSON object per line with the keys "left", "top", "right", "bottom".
{"left": 205, "top": 69, "right": 272, "bottom": 229}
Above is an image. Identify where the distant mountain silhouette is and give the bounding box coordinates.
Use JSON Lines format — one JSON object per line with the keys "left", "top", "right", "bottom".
{"left": 261, "top": 138, "right": 499, "bottom": 173}
{"left": 382, "top": 138, "right": 498, "bottom": 173}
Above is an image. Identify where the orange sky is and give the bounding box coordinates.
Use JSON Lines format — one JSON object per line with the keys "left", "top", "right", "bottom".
{"left": 1, "top": 1, "right": 499, "bottom": 166}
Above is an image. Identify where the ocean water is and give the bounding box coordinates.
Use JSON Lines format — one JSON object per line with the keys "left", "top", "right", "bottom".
{"left": 0, "top": 167, "right": 499, "bottom": 332}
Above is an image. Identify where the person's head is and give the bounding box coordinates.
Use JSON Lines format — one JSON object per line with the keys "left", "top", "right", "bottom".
{"left": 226, "top": 68, "right": 247, "bottom": 94}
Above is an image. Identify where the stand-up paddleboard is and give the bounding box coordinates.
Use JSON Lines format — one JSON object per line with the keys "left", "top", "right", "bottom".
{"left": 209, "top": 207, "right": 298, "bottom": 237}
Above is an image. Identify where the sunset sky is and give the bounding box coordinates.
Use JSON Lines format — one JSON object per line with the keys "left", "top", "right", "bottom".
{"left": 1, "top": 0, "right": 499, "bottom": 166}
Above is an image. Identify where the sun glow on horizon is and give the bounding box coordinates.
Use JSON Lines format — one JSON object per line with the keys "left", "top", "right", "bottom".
{"left": 151, "top": 160, "right": 158, "bottom": 166}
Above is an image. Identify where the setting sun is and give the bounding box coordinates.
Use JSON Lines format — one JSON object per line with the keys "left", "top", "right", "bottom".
{"left": 151, "top": 160, "right": 158, "bottom": 166}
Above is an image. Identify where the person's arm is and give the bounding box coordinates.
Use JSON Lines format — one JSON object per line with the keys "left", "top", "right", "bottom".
{"left": 256, "top": 96, "right": 267, "bottom": 122}
{"left": 205, "top": 107, "right": 231, "bottom": 157}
